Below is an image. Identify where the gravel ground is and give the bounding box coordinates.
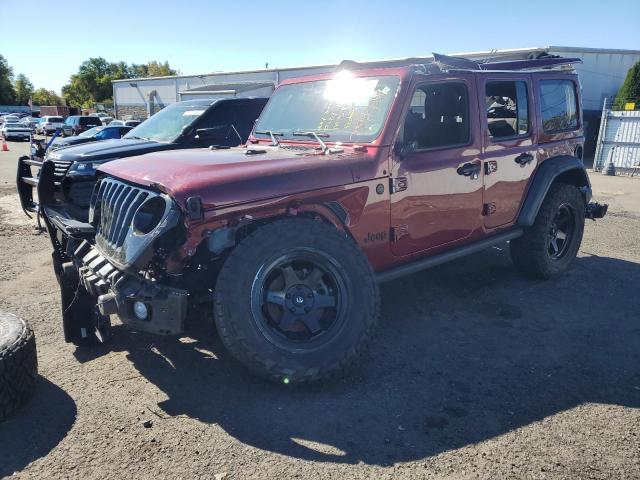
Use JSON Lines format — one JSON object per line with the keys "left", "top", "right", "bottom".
{"left": 0, "top": 141, "right": 639, "bottom": 479}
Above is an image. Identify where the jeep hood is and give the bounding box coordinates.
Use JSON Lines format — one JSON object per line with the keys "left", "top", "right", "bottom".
{"left": 47, "top": 138, "right": 175, "bottom": 162}
{"left": 98, "top": 146, "right": 366, "bottom": 209}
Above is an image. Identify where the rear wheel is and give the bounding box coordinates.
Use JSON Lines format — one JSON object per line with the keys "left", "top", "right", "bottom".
{"left": 511, "top": 183, "right": 585, "bottom": 279}
{"left": 214, "top": 218, "right": 379, "bottom": 384}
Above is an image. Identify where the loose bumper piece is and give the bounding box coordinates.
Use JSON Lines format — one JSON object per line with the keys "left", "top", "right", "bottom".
{"left": 585, "top": 202, "right": 608, "bottom": 220}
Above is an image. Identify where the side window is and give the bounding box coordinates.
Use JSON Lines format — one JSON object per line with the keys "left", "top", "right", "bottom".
{"left": 202, "top": 102, "right": 235, "bottom": 129}
{"left": 196, "top": 102, "right": 243, "bottom": 145}
{"left": 403, "top": 82, "right": 469, "bottom": 150}
{"left": 485, "top": 80, "right": 529, "bottom": 139}
{"left": 233, "top": 103, "right": 263, "bottom": 141}
{"left": 540, "top": 80, "right": 578, "bottom": 132}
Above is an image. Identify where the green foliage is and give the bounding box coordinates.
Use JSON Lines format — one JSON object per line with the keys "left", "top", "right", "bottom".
{"left": 62, "top": 58, "right": 179, "bottom": 108}
{"left": 0, "top": 54, "right": 16, "bottom": 104}
{"left": 14, "top": 74, "right": 34, "bottom": 105}
{"left": 130, "top": 61, "right": 178, "bottom": 78}
{"left": 614, "top": 61, "right": 640, "bottom": 109}
{"left": 31, "top": 88, "right": 64, "bottom": 106}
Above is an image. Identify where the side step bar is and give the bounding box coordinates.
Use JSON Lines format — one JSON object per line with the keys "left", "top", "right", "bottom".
{"left": 376, "top": 229, "right": 523, "bottom": 283}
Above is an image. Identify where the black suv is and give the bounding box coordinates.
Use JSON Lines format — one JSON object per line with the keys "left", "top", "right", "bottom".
{"left": 63, "top": 116, "right": 103, "bottom": 136}
{"left": 18, "top": 97, "right": 268, "bottom": 221}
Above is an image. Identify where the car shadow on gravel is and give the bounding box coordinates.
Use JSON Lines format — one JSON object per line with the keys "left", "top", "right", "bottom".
{"left": 76, "top": 247, "right": 640, "bottom": 466}
{"left": 0, "top": 376, "right": 76, "bottom": 477}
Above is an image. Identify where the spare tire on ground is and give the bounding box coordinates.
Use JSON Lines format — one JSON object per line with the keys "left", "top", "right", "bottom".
{"left": 0, "top": 311, "right": 37, "bottom": 421}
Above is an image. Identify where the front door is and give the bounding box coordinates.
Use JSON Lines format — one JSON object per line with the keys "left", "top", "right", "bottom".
{"left": 390, "top": 78, "right": 484, "bottom": 257}
{"left": 479, "top": 76, "right": 537, "bottom": 228}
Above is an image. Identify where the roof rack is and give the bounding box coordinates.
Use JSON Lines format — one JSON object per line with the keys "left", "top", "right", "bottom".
{"left": 336, "top": 53, "right": 582, "bottom": 75}
{"left": 432, "top": 52, "right": 582, "bottom": 71}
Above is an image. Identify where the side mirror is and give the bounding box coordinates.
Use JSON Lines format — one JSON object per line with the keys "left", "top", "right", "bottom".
{"left": 393, "top": 139, "right": 413, "bottom": 159}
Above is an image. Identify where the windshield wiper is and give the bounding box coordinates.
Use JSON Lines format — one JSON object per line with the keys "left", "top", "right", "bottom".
{"left": 255, "top": 130, "right": 283, "bottom": 147}
{"left": 125, "top": 135, "right": 150, "bottom": 141}
{"left": 292, "top": 131, "right": 342, "bottom": 154}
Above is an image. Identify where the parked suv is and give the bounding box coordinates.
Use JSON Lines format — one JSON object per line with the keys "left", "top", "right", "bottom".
{"left": 40, "top": 55, "right": 606, "bottom": 384}
{"left": 36, "top": 116, "right": 65, "bottom": 135}
{"left": 62, "top": 115, "right": 103, "bottom": 136}
{"left": 18, "top": 97, "right": 268, "bottom": 221}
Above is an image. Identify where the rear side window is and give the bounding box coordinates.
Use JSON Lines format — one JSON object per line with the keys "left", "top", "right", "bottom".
{"left": 485, "top": 81, "right": 529, "bottom": 139}
{"left": 540, "top": 80, "right": 578, "bottom": 132}
{"left": 81, "top": 117, "right": 101, "bottom": 125}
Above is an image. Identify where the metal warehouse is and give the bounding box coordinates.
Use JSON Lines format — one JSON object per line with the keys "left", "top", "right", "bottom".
{"left": 112, "top": 46, "right": 640, "bottom": 116}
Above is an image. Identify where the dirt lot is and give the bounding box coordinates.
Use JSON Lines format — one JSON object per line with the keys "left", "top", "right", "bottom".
{"left": 0, "top": 140, "right": 639, "bottom": 479}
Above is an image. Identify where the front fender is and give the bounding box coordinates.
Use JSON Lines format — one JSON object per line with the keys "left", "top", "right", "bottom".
{"left": 518, "top": 156, "right": 591, "bottom": 227}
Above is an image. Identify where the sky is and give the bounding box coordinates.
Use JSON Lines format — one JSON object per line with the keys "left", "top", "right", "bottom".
{"left": 1, "top": 0, "right": 639, "bottom": 94}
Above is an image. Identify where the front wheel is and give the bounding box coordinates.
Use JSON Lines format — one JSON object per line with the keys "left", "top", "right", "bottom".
{"left": 214, "top": 218, "right": 379, "bottom": 384}
{"left": 511, "top": 183, "right": 585, "bottom": 279}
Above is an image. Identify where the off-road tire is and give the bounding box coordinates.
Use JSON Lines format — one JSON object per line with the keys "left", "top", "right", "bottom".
{"left": 0, "top": 312, "right": 38, "bottom": 421}
{"left": 511, "top": 182, "right": 585, "bottom": 279}
{"left": 214, "top": 217, "right": 379, "bottom": 385}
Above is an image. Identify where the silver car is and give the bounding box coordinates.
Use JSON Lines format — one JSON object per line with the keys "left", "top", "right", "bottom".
{"left": 1, "top": 122, "right": 32, "bottom": 141}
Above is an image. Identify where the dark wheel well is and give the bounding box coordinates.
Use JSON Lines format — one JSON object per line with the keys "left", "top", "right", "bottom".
{"left": 234, "top": 211, "right": 351, "bottom": 248}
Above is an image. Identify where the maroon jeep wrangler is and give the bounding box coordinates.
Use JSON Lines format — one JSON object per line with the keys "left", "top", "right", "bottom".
{"left": 46, "top": 54, "right": 607, "bottom": 384}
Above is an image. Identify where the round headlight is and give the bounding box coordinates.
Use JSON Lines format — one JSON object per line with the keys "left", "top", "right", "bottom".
{"left": 133, "top": 196, "right": 166, "bottom": 235}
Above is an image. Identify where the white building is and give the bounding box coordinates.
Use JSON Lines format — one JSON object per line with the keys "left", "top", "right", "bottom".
{"left": 112, "top": 46, "right": 640, "bottom": 119}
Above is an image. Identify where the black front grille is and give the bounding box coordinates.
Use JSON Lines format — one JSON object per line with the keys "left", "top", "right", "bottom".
{"left": 51, "top": 159, "right": 73, "bottom": 180}
{"left": 93, "top": 178, "right": 151, "bottom": 251}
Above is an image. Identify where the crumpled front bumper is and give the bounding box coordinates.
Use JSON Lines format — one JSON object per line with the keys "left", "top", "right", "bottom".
{"left": 59, "top": 240, "right": 188, "bottom": 340}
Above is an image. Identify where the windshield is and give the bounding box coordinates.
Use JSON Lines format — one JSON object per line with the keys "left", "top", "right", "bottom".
{"left": 123, "top": 102, "right": 208, "bottom": 143}
{"left": 254, "top": 73, "right": 400, "bottom": 143}
{"left": 48, "top": 117, "right": 64, "bottom": 123}
{"left": 80, "top": 126, "right": 103, "bottom": 137}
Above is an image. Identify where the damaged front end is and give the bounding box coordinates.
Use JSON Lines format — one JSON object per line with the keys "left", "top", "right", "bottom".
{"left": 43, "top": 173, "right": 189, "bottom": 345}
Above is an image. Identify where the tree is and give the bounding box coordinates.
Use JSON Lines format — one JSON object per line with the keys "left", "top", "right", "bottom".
{"left": 0, "top": 54, "right": 16, "bottom": 104}
{"left": 130, "top": 61, "right": 178, "bottom": 78}
{"left": 32, "top": 88, "right": 64, "bottom": 106}
{"left": 62, "top": 58, "right": 178, "bottom": 108}
{"left": 14, "top": 74, "right": 34, "bottom": 105}
{"left": 615, "top": 61, "right": 640, "bottom": 109}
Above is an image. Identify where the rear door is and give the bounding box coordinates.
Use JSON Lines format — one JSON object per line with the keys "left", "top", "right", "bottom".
{"left": 478, "top": 75, "right": 537, "bottom": 229}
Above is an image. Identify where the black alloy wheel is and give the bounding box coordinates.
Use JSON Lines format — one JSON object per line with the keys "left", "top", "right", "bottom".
{"left": 251, "top": 251, "right": 347, "bottom": 351}
{"left": 547, "top": 203, "right": 575, "bottom": 260}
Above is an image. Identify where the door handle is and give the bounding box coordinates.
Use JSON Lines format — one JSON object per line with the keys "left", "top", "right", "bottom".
{"left": 457, "top": 162, "right": 481, "bottom": 179}
{"left": 515, "top": 153, "right": 534, "bottom": 165}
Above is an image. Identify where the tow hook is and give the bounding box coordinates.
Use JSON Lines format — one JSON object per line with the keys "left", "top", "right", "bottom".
{"left": 585, "top": 202, "right": 608, "bottom": 220}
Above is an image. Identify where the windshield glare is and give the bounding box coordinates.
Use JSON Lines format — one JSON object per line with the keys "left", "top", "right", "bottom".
{"left": 254, "top": 73, "right": 400, "bottom": 143}
{"left": 124, "top": 103, "right": 208, "bottom": 143}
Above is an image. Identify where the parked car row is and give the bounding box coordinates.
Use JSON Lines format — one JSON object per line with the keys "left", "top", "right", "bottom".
{"left": 1, "top": 113, "right": 145, "bottom": 140}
